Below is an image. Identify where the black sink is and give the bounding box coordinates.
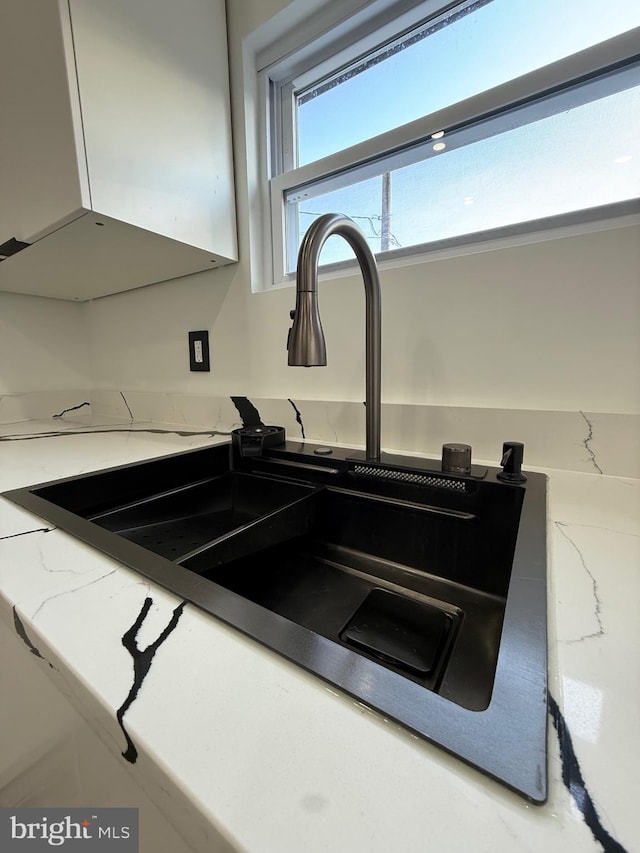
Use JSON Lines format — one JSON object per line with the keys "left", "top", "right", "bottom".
{"left": 2, "top": 438, "right": 547, "bottom": 802}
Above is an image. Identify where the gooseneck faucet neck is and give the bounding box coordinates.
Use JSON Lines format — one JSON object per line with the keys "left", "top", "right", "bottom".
{"left": 287, "top": 213, "right": 382, "bottom": 462}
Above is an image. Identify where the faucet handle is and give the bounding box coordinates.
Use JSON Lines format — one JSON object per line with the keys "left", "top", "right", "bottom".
{"left": 286, "top": 309, "right": 296, "bottom": 351}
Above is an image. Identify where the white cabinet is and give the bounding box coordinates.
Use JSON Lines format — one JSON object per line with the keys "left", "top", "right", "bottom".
{"left": 0, "top": 0, "right": 237, "bottom": 300}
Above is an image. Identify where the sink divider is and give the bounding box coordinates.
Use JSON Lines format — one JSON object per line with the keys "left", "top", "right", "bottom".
{"left": 176, "top": 479, "right": 324, "bottom": 570}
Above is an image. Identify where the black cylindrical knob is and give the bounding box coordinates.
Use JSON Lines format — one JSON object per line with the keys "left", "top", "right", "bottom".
{"left": 498, "top": 441, "right": 527, "bottom": 482}
{"left": 442, "top": 443, "right": 472, "bottom": 474}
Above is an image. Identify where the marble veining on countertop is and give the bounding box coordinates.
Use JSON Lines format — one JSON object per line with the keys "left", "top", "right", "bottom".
{"left": 0, "top": 416, "right": 638, "bottom": 853}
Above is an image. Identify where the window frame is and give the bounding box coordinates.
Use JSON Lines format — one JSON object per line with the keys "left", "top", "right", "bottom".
{"left": 258, "top": 0, "right": 640, "bottom": 288}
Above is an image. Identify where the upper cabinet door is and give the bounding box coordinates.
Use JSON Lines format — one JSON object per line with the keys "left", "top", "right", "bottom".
{"left": 0, "top": 0, "right": 237, "bottom": 300}
{"left": 0, "top": 0, "right": 89, "bottom": 246}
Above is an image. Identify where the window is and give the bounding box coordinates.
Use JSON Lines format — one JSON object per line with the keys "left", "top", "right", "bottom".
{"left": 259, "top": 0, "right": 640, "bottom": 284}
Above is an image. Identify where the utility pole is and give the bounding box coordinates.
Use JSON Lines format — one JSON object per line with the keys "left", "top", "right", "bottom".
{"left": 381, "top": 171, "right": 391, "bottom": 252}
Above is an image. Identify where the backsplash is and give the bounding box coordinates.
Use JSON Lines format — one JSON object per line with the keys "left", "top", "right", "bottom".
{"left": 4, "top": 389, "right": 636, "bottom": 478}
{"left": 0, "top": 392, "right": 91, "bottom": 424}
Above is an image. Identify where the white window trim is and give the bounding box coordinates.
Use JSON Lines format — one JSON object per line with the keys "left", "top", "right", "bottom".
{"left": 256, "top": 3, "right": 640, "bottom": 289}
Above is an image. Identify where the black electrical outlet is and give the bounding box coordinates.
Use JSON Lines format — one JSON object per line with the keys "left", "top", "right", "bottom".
{"left": 188, "top": 330, "right": 210, "bottom": 372}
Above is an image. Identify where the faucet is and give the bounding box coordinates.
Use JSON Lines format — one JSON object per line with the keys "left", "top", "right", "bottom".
{"left": 287, "top": 213, "right": 382, "bottom": 462}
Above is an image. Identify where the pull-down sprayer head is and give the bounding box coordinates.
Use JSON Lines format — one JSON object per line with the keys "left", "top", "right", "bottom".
{"left": 287, "top": 293, "right": 326, "bottom": 366}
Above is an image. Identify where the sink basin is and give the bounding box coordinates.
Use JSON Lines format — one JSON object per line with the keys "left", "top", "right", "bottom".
{"left": 184, "top": 480, "right": 516, "bottom": 713}
{"left": 3, "top": 437, "right": 547, "bottom": 802}
{"left": 86, "top": 470, "right": 321, "bottom": 566}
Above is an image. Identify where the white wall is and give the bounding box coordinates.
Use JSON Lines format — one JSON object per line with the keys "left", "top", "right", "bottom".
{"left": 0, "top": 292, "right": 90, "bottom": 394}
{"left": 83, "top": 0, "right": 640, "bottom": 417}
{"left": 84, "top": 221, "right": 640, "bottom": 414}
{"left": 245, "top": 223, "right": 640, "bottom": 413}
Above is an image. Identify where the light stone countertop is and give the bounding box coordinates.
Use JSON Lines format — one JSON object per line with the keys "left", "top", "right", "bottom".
{"left": 0, "top": 418, "right": 638, "bottom": 853}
